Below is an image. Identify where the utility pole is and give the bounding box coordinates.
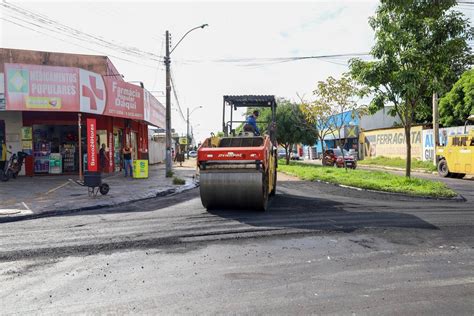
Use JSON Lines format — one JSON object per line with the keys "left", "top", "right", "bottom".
{"left": 163, "top": 25, "right": 207, "bottom": 173}
{"left": 432, "top": 92, "right": 439, "bottom": 166}
{"left": 186, "top": 107, "right": 189, "bottom": 160}
{"left": 164, "top": 30, "right": 172, "bottom": 177}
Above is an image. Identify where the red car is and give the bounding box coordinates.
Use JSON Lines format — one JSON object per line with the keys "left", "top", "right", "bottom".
{"left": 322, "top": 148, "right": 357, "bottom": 169}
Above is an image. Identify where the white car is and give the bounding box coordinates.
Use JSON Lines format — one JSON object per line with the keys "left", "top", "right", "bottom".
{"left": 188, "top": 150, "right": 198, "bottom": 158}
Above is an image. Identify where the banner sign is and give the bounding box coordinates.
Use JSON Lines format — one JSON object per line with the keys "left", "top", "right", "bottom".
{"left": 21, "top": 127, "right": 32, "bottom": 140}
{"left": 5, "top": 63, "right": 79, "bottom": 112}
{"left": 344, "top": 125, "right": 359, "bottom": 138}
{"left": 79, "top": 68, "right": 106, "bottom": 115}
{"left": 86, "top": 118, "right": 98, "bottom": 172}
{"left": 133, "top": 160, "right": 148, "bottom": 179}
{"left": 4, "top": 63, "right": 151, "bottom": 122}
{"left": 361, "top": 126, "right": 423, "bottom": 159}
{"left": 144, "top": 90, "right": 166, "bottom": 127}
{"left": 422, "top": 125, "right": 474, "bottom": 161}
{"left": 108, "top": 132, "right": 114, "bottom": 170}
{"left": 179, "top": 137, "right": 188, "bottom": 145}
{"left": 103, "top": 79, "right": 144, "bottom": 120}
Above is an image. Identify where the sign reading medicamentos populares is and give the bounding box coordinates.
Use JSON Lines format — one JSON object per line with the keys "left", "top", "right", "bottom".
{"left": 5, "top": 63, "right": 79, "bottom": 111}
{"left": 4, "top": 64, "right": 156, "bottom": 124}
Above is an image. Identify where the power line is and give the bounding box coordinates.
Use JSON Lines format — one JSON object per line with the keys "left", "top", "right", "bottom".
{"left": 0, "top": 17, "right": 157, "bottom": 69}
{"left": 176, "top": 53, "right": 373, "bottom": 68}
{"left": 1, "top": 1, "right": 164, "bottom": 62}
{"left": 169, "top": 69, "right": 187, "bottom": 124}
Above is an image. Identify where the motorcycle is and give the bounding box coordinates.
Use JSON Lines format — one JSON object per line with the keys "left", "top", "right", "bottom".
{"left": 6, "top": 151, "right": 29, "bottom": 179}
{"left": 1, "top": 149, "right": 14, "bottom": 182}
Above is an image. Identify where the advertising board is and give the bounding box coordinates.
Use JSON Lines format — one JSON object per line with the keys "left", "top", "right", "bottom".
{"left": 5, "top": 63, "right": 79, "bottom": 112}
{"left": 104, "top": 79, "right": 144, "bottom": 120}
{"left": 361, "top": 126, "right": 423, "bottom": 160}
{"left": 133, "top": 160, "right": 148, "bottom": 179}
{"left": 4, "top": 63, "right": 150, "bottom": 122}
{"left": 422, "top": 126, "right": 474, "bottom": 161}
{"left": 86, "top": 118, "right": 98, "bottom": 172}
{"left": 144, "top": 90, "right": 165, "bottom": 127}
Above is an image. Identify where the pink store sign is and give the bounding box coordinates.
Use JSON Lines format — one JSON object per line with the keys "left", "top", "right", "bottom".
{"left": 5, "top": 63, "right": 147, "bottom": 121}
{"left": 103, "top": 79, "right": 144, "bottom": 120}
{"left": 144, "top": 90, "right": 165, "bottom": 128}
{"left": 5, "top": 63, "right": 79, "bottom": 112}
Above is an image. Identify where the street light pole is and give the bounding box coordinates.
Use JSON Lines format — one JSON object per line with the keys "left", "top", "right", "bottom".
{"left": 164, "top": 24, "right": 208, "bottom": 177}
{"left": 165, "top": 30, "right": 172, "bottom": 176}
{"left": 186, "top": 107, "right": 189, "bottom": 159}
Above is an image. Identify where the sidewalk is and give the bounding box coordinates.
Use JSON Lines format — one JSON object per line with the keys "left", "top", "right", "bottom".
{"left": 0, "top": 160, "right": 199, "bottom": 222}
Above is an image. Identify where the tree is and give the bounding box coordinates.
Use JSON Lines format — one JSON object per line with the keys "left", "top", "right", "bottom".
{"left": 439, "top": 69, "right": 474, "bottom": 127}
{"left": 300, "top": 96, "right": 335, "bottom": 153}
{"left": 258, "top": 99, "right": 318, "bottom": 164}
{"left": 350, "top": 0, "right": 473, "bottom": 177}
{"left": 300, "top": 74, "right": 365, "bottom": 169}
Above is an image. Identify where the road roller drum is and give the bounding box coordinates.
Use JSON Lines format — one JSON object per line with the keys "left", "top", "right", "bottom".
{"left": 197, "top": 95, "right": 277, "bottom": 211}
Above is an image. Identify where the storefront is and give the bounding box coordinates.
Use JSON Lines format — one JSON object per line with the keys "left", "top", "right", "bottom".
{"left": 1, "top": 62, "right": 164, "bottom": 176}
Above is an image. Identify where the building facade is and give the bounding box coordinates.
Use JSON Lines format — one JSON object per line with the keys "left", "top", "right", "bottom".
{"left": 0, "top": 48, "right": 165, "bottom": 176}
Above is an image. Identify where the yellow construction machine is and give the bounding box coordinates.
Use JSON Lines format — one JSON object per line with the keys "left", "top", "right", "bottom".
{"left": 436, "top": 115, "right": 474, "bottom": 178}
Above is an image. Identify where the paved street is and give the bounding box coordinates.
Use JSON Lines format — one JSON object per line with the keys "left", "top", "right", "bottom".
{"left": 1, "top": 173, "right": 473, "bottom": 314}
{"left": 0, "top": 164, "right": 197, "bottom": 220}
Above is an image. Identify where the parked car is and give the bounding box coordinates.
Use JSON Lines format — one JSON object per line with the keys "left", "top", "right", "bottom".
{"left": 290, "top": 151, "right": 301, "bottom": 160}
{"left": 277, "top": 149, "right": 287, "bottom": 159}
{"left": 188, "top": 150, "right": 198, "bottom": 158}
{"left": 322, "top": 148, "right": 357, "bottom": 169}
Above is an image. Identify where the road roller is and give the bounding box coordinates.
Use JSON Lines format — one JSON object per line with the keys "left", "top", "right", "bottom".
{"left": 197, "top": 95, "right": 278, "bottom": 211}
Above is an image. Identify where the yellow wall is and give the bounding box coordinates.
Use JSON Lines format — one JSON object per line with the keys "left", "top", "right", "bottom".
{"left": 360, "top": 126, "right": 423, "bottom": 160}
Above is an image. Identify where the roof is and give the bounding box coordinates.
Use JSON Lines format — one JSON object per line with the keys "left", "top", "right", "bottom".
{"left": 223, "top": 95, "right": 276, "bottom": 108}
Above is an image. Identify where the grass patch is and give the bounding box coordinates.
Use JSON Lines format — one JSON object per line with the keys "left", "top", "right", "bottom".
{"left": 278, "top": 160, "right": 456, "bottom": 198}
{"left": 358, "top": 156, "right": 437, "bottom": 172}
{"left": 172, "top": 176, "right": 185, "bottom": 185}
{"left": 166, "top": 170, "right": 174, "bottom": 178}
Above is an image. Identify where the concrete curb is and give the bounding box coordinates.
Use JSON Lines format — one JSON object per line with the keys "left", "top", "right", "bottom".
{"left": 0, "top": 182, "right": 199, "bottom": 224}
{"left": 280, "top": 172, "right": 465, "bottom": 202}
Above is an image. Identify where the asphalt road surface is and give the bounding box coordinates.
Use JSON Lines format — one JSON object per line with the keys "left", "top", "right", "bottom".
{"left": 0, "top": 173, "right": 473, "bottom": 315}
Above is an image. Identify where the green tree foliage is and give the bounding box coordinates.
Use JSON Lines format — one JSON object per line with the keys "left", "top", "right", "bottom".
{"left": 350, "top": 0, "right": 473, "bottom": 177}
{"left": 301, "top": 74, "right": 366, "bottom": 155}
{"left": 250, "top": 99, "right": 318, "bottom": 164}
{"left": 439, "top": 69, "right": 474, "bottom": 126}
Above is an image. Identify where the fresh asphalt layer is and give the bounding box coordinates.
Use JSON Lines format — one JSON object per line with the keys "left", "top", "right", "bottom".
{"left": 0, "top": 173, "right": 472, "bottom": 314}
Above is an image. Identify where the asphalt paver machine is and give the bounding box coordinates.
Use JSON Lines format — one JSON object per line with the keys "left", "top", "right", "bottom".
{"left": 197, "top": 95, "right": 278, "bottom": 211}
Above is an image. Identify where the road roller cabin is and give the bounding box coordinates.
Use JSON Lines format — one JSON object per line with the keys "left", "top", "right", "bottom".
{"left": 436, "top": 115, "right": 474, "bottom": 178}
{"left": 197, "top": 95, "right": 278, "bottom": 211}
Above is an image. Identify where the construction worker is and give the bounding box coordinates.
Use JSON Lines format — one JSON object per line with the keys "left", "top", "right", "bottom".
{"left": 244, "top": 110, "right": 260, "bottom": 136}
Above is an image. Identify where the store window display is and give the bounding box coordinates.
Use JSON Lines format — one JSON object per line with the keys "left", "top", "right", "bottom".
{"left": 33, "top": 125, "right": 79, "bottom": 174}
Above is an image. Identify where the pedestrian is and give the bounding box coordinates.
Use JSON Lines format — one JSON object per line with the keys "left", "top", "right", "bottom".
{"left": 122, "top": 145, "right": 133, "bottom": 177}
{"left": 0, "top": 138, "right": 6, "bottom": 172}
{"left": 99, "top": 143, "right": 109, "bottom": 173}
